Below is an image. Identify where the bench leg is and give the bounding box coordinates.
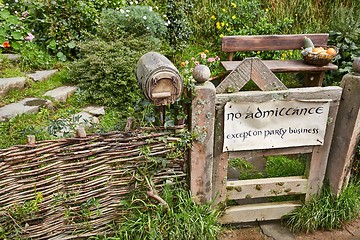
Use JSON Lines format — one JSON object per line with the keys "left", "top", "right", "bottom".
{"left": 304, "top": 72, "right": 325, "bottom": 87}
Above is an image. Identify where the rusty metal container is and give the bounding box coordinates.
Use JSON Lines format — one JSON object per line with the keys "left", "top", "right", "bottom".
{"left": 135, "top": 52, "right": 183, "bottom": 106}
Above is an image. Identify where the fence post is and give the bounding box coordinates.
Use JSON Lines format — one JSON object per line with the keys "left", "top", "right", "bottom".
{"left": 190, "top": 65, "right": 216, "bottom": 203}
{"left": 327, "top": 59, "right": 360, "bottom": 195}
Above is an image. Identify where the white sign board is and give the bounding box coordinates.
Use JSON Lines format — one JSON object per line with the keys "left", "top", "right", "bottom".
{"left": 223, "top": 100, "right": 330, "bottom": 152}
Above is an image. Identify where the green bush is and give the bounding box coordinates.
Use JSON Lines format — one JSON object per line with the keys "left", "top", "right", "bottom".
{"left": 326, "top": 5, "right": 360, "bottom": 85}
{"left": 164, "top": 0, "right": 193, "bottom": 49}
{"left": 69, "top": 35, "right": 164, "bottom": 108}
{"left": 0, "top": 5, "right": 30, "bottom": 52}
{"left": 98, "top": 6, "right": 167, "bottom": 41}
{"left": 211, "top": 0, "right": 293, "bottom": 44}
{"left": 4, "top": 0, "right": 126, "bottom": 60}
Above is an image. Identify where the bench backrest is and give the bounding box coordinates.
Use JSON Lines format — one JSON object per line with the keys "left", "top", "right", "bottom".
{"left": 222, "top": 33, "right": 329, "bottom": 52}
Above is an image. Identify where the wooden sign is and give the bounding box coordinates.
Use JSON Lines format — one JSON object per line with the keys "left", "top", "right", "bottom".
{"left": 223, "top": 99, "right": 330, "bottom": 151}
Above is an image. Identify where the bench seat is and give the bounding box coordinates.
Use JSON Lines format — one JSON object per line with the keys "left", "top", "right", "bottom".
{"left": 221, "top": 60, "right": 338, "bottom": 73}
{"left": 221, "top": 34, "right": 339, "bottom": 87}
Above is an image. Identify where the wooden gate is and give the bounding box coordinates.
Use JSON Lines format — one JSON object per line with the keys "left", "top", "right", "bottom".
{"left": 190, "top": 58, "right": 342, "bottom": 223}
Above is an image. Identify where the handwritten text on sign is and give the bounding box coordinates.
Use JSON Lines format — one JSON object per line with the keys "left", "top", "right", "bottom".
{"left": 223, "top": 100, "right": 330, "bottom": 152}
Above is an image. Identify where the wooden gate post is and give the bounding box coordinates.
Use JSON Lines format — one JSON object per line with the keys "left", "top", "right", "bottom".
{"left": 190, "top": 65, "right": 216, "bottom": 203}
{"left": 327, "top": 62, "right": 360, "bottom": 195}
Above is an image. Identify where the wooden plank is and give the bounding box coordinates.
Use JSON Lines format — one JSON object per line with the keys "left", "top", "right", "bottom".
{"left": 306, "top": 93, "right": 342, "bottom": 200}
{"left": 212, "top": 105, "right": 229, "bottom": 204}
{"left": 221, "top": 60, "right": 338, "bottom": 73}
{"left": 226, "top": 176, "right": 307, "bottom": 200}
{"left": 327, "top": 74, "right": 360, "bottom": 195}
{"left": 216, "top": 86, "right": 342, "bottom": 107}
{"left": 218, "top": 201, "right": 301, "bottom": 224}
{"left": 222, "top": 34, "right": 329, "bottom": 52}
{"left": 250, "top": 58, "right": 287, "bottom": 91}
{"left": 229, "top": 146, "right": 313, "bottom": 159}
{"left": 216, "top": 59, "right": 251, "bottom": 94}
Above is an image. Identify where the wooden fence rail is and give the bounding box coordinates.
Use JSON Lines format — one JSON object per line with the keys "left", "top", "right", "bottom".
{"left": 0, "top": 125, "right": 187, "bottom": 239}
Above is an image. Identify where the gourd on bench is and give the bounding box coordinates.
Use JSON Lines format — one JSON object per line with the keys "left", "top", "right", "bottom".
{"left": 221, "top": 34, "right": 338, "bottom": 87}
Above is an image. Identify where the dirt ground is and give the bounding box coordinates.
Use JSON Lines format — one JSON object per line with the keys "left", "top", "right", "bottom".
{"left": 219, "top": 217, "right": 360, "bottom": 240}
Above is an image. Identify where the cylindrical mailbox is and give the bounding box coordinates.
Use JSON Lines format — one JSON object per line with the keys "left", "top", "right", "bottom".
{"left": 135, "top": 52, "right": 183, "bottom": 106}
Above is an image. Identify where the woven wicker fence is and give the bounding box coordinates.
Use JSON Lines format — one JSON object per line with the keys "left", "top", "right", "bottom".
{"left": 0, "top": 125, "right": 187, "bottom": 239}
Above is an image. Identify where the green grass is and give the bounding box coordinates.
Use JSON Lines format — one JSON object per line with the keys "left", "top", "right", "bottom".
{"left": 285, "top": 180, "right": 360, "bottom": 233}
{"left": 266, "top": 155, "right": 306, "bottom": 177}
{"left": 0, "top": 67, "right": 25, "bottom": 78}
{"left": 228, "top": 158, "right": 264, "bottom": 180}
{"left": 0, "top": 108, "right": 54, "bottom": 148}
{"left": 228, "top": 155, "right": 306, "bottom": 180}
{"left": 96, "top": 185, "right": 221, "bottom": 240}
{"left": 0, "top": 55, "right": 25, "bottom": 78}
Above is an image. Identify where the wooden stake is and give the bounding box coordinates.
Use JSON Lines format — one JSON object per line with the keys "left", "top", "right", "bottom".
{"left": 124, "top": 117, "right": 134, "bottom": 132}
{"left": 76, "top": 126, "right": 87, "bottom": 138}
{"left": 27, "top": 135, "right": 36, "bottom": 145}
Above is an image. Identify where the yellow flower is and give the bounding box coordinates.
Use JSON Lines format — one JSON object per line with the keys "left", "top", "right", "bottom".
{"left": 216, "top": 22, "right": 221, "bottom": 29}
{"left": 280, "top": 57, "right": 285, "bottom": 61}
{"left": 232, "top": 15, "right": 236, "bottom": 20}
{"left": 227, "top": 28, "right": 231, "bottom": 31}
{"left": 225, "top": 23, "right": 229, "bottom": 27}
{"left": 222, "top": 8, "right": 226, "bottom": 12}
{"left": 204, "top": 49, "right": 209, "bottom": 53}
{"left": 181, "top": 62, "right": 186, "bottom": 67}
{"left": 231, "top": 2, "right": 237, "bottom": 8}
{"left": 281, "top": 53, "right": 287, "bottom": 58}
{"left": 220, "top": 34, "right": 224, "bottom": 38}
{"left": 265, "top": 8, "right": 269, "bottom": 12}
{"left": 211, "top": 15, "right": 216, "bottom": 20}
{"left": 221, "top": 22, "right": 225, "bottom": 27}
{"left": 289, "top": 51, "right": 293, "bottom": 56}
{"left": 257, "top": 51, "right": 261, "bottom": 54}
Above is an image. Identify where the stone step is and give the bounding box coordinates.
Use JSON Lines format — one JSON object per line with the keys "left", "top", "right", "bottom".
{"left": 0, "top": 77, "right": 26, "bottom": 97}
{"left": 26, "top": 69, "right": 58, "bottom": 82}
{"left": 81, "top": 106, "right": 105, "bottom": 116}
{"left": 0, "top": 97, "right": 52, "bottom": 122}
{"left": 1, "top": 53, "right": 21, "bottom": 61}
{"left": 44, "top": 86, "right": 77, "bottom": 102}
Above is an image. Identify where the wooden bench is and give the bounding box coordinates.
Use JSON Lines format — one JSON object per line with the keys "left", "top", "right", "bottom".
{"left": 221, "top": 34, "right": 338, "bottom": 87}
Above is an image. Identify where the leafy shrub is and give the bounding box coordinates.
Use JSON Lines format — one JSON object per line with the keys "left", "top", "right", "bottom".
{"left": 212, "top": 0, "right": 293, "bottom": 38}
{"left": 4, "top": 0, "right": 126, "bottom": 60}
{"left": 326, "top": 5, "right": 360, "bottom": 85}
{"left": 0, "top": 5, "right": 30, "bottom": 52}
{"left": 211, "top": 0, "right": 293, "bottom": 60}
{"left": 164, "top": 0, "right": 193, "bottom": 49}
{"left": 69, "top": 35, "right": 164, "bottom": 108}
{"left": 98, "top": 6, "right": 167, "bottom": 41}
